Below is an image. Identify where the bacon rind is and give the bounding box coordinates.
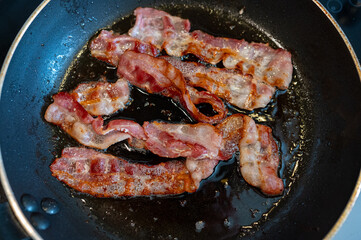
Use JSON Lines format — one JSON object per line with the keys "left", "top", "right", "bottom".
{"left": 71, "top": 78, "right": 130, "bottom": 116}
{"left": 143, "top": 121, "right": 223, "bottom": 160}
{"left": 238, "top": 116, "right": 283, "bottom": 196}
{"left": 163, "top": 56, "right": 275, "bottom": 110}
{"left": 44, "top": 92, "right": 145, "bottom": 149}
{"left": 50, "top": 147, "right": 197, "bottom": 197}
{"left": 117, "top": 51, "right": 227, "bottom": 124}
{"left": 90, "top": 30, "right": 159, "bottom": 66}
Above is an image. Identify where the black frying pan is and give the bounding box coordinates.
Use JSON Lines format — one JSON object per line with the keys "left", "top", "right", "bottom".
{"left": 1, "top": 0, "right": 361, "bottom": 239}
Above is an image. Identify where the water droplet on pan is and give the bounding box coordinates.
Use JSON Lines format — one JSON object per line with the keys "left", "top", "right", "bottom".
{"left": 195, "top": 220, "right": 205, "bottom": 232}
{"left": 30, "top": 212, "right": 50, "bottom": 230}
{"left": 41, "top": 198, "right": 60, "bottom": 215}
{"left": 21, "top": 194, "right": 38, "bottom": 212}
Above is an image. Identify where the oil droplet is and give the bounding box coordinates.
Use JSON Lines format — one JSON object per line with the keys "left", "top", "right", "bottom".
{"left": 41, "top": 198, "right": 60, "bottom": 215}
{"left": 224, "top": 218, "right": 231, "bottom": 229}
{"left": 21, "top": 194, "right": 38, "bottom": 212}
{"left": 195, "top": 220, "right": 205, "bottom": 233}
{"left": 30, "top": 212, "right": 50, "bottom": 230}
{"left": 179, "top": 200, "right": 187, "bottom": 207}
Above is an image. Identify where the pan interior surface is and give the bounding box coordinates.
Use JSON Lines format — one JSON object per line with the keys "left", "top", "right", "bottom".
{"left": 0, "top": 0, "right": 360, "bottom": 240}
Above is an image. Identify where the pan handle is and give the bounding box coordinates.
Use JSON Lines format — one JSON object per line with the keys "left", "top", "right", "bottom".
{"left": 0, "top": 203, "right": 30, "bottom": 240}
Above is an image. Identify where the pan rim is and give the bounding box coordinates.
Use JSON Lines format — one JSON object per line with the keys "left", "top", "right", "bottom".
{"left": 311, "top": 1, "right": 361, "bottom": 239}
{"left": 0, "top": 1, "right": 360, "bottom": 239}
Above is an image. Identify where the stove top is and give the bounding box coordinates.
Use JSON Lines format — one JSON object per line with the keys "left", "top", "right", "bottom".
{"left": 0, "top": 0, "right": 360, "bottom": 239}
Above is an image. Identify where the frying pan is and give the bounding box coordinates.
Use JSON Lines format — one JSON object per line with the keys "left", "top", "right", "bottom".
{"left": 1, "top": 0, "right": 361, "bottom": 239}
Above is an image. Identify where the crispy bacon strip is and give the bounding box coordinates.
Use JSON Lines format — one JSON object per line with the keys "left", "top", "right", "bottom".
{"left": 143, "top": 121, "right": 223, "bottom": 160}
{"left": 50, "top": 147, "right": 197, "bottom": 197}
{"left": 239, "top": 116, "right": 283, "bottom": 195}
{"left": 163, "top": 56, "right": 275, "bottom": 110}
{"left": 44, "top": 92, "right": 145, "bottom": 149}
{"left": 128, "top": 8, "right": 292, "bottom": 89}
{"left": 71, "top": 78, "right": 130, "bottom": 116}
{"left": 117, "top": 51, "right": 227, "bottom": 124}
{"left": 90, "top": 30, "right": 159, "bottom": 66}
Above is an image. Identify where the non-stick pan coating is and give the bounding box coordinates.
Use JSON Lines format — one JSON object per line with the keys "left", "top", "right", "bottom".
{"left": 0, "top": 0, "right": 360, "bottom": 239}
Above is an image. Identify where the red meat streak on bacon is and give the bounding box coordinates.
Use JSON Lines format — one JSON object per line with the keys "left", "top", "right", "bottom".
{"left": 239, "top": 116, "right": 283, "bottom": 195}
{"left": 117, "top": 50, "right": 227, "bottom": 124}
{"left": 71, "top": 77, "right": 130, "bottom": 116}
{"left": 44, "top": 92, "right": 146, "bottom": 149}
{"left": 50, "top": 147, "right": 197, "bottom": 197}
{"left": 128, "top": 7, "right": 293, "bottom": 90}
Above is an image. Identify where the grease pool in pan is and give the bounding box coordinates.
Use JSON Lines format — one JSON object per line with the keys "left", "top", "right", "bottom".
{"left": 50, "top": 6, "right": 313, "bottom": 240}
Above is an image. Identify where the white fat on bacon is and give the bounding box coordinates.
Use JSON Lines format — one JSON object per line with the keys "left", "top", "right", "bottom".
{"left": 239, "top": 116, "right": 283, "bottom": 195}
{"left": 71, "top": 78, "right": 130, "bottom": 116}
{"left": 129, "top": 7, "right": 191, "bottom": 55}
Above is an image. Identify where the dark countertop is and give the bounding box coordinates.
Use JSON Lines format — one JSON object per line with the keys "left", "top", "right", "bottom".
{"left": 0, "top": 0, "right": 360, "bottom": 239}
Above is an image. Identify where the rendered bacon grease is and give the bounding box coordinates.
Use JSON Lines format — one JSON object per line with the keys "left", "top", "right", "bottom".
{"left": 46, "top": 7, "right": 290, "bottom": 197}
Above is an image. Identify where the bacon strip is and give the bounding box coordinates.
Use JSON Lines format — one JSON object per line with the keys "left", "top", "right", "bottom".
{"left": 143, "top": 121, "right": 223, "bottom": 160}
{"left": 239, "top": 116, "right": 283, "bottom": 195}
{"left": 117, "top": 51, "right": 227, "bottom": 124}
{"left": 44, "top": 92, "right": 145, "bottom": 149}
{"left": 128, "top": 8, "right": 292, "bottom": 90}
{"left": 90, "top": 30, "right": 159, "bottom": 66}
{"left": 71, "top": 78, "right": 130, "bottom": 116}
{"left": 163, "top": 56, "right": 275, "bottom": 110}
{"left": 50, "top": 147, "right": 197, "bottom": 197}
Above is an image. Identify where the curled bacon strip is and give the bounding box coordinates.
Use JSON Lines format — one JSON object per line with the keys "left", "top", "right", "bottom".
{"left": 117, "top": 51, "right": 227, "bottom": 124}
{"left": 44, "top": 92, "right": 145, "bottom": 149}
{"left": 164, "top": 56, "right": 275, "bottom": 110}
{"left": 239, "top": 116, "right": 283, "bottom": 195}
{"left": 50, "top": 147, "right": 197, "bottom": 197}
{"left": 90, "top": 30, "right": 159, "bottom": 66}
{"left": 129, "top": 8, "right": 293, "bottom": 90}
{"left": 71, "top": 77, "right": 130, "bottom": 116}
